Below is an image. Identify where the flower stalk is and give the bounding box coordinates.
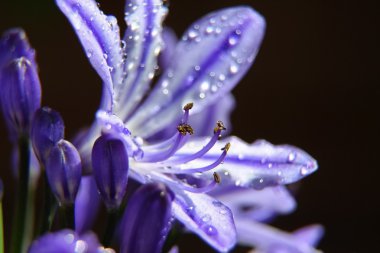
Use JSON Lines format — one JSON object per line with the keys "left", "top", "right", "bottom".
{"left": 10, "top": 137, "right": 31, "bottom": 253}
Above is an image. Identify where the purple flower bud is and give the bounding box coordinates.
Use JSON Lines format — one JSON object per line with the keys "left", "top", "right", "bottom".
{"left": 120, "top": 183, "right": 174, "bottom": 253}
{"left": 0, "top": 28, "right": 36, "bottom": 70}
{"left": 92, "top": 133, "right": 129, "bottom": 210}
{"left": 31, "top": 107, "right": 65, "bottom": 164}
{"left": 0, "top": 57, "right": 41, "bottom": 138}
{"left": 28, "top": 229, "right": 106, "bottom": 253}
{"left": 46, "top": 140, "right": 82, "bottom": 206}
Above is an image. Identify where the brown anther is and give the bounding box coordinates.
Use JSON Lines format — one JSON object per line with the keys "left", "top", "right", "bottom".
{"left": 183, "top": 102, "right": 194, "bottom": 111}
{"left": 177, "top": 123, "right": 194, "bottom": 136}
{"left": 214, "top": 120, "right": 226, "bottom": 133}
{"left": 221, "top": 142, "right": 231, "bottom": 152}
{"left": 213, "top": 172, "right": 221, "bottom": 184}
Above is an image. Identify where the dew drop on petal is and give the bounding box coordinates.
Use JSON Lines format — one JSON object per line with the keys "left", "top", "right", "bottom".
{"left": 288, "top": 152, "right": 296, "bottom": 162}
{"left": 204, "top": 225, "right": 218, "bottom": 236}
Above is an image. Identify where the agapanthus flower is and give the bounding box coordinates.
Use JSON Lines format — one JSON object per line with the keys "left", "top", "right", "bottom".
{"left": 55, "top": 0, "right": 320, "bottom": 251}
{"left": 0, "top": 0, "right": 322, "bottom": 252}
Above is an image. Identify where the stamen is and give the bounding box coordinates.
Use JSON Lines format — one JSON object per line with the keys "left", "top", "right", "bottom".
{"left": 164, "top": 121, "right": 226, "bottom": 165}
{"left": 139, "top": 133, "right": 188, "bottom": 162}
{"left": 162, "top": 146, "right": 228, "bottom": 174}
{"left": 213, "top": 172, "right": 221, "bottom": 184}
{"left": 177, "top": 123, "right": 194, "bottom": 136}
{"left": 222, "top": 142, "right": 231, "bottom": 152}
{"left": 181, "top": 102, "right": 193, "bottom": 123}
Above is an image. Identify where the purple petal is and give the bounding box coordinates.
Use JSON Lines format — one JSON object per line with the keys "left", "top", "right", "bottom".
{"left": 56, "top": 0, "right": 124, "bottom": 110}
{"left": 75, "top": 175, "right": 101, "bottom": 234}
{"left": 120, "top": 183, "right": 174, "bottom": 253}
{"left": 0, "top": 57, "right": 41, "bottom": 138}
{"left": 293, "top": 225, "right": 324, "bottom": 247}
{"left": 159, "top": 27, "right": 178, "bottom": 71}
{"left": 113, "top": 0, "right": 168, "bottom": 119}
{"left": 92, "top": 133, "right": 129, "bottom": 210}
{"left": 189, "top": 93, "right": 235, "bottom": 137}
{"left": 235, "top": 219, "right": 322, "bottom": 253}
{"left": 174, "top": 137, "right": 318, "bottom": 189}
{"left": 128, "top": 7, "right": 265, "bottom": 138}
{"left": 213, "top": 186, "right": 296, "bottom": 221}
{"left": 0, "top": 28, "right": 36, "bottom": 69}
{"left": 28, "top": 230, "right": 103, "bottom": 253}
{"left": 172, "top": 189, "right": 236, "bottom": 252}
{"left": 31, "top": 107, "right": 65, "bottom": 164}
{"left": 46, "top": 140, "right": 82, "bottom": 205}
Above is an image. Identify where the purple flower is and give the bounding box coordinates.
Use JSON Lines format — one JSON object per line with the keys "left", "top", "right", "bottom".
{"left": 92, "top": 133, "right": 129, "bottom": 210}
{"left": 28, "top": 229, "right": 113, "bottom": 253}
{"left": 56, "top": 0, "right": 320, "bottom": 251}
{"left": 120, "top": 183, "right": 174, "bottom": 253}
{"left": 0, "top": 30, "right": 41, "bottom": 139}
{"left": 31, "top": 107, "right": 65, "bottom": 164}
{"left": 45, "top": 139, "right": 82, "bottom": 206}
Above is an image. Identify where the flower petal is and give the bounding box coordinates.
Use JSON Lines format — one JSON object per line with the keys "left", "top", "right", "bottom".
{"left": 293, "top": 225, "right": 324, "bottom": 247}
{"left": 28, "top": 230, "right": 102, "bottom": 253}
{"left": 172, "top": 189, "right": 236, "bottom": 252}
{"left": 0, "top": 28, "right": 36, "bottom": 69}
{"left": 235, "top": 219, "right": 322, "bottom": 253}
{"left": 46, "top": 139, "right": 82, "bottom": 205}
{"left": 120, "top": 183, "right": 174, "bottom": 253}
{"left": 0, "top": 57, "right": 41, "bottom": 137}
{"left": 56, "top": 0, "right": 124, "bottom": 110}
{"left": 128, "top": 6, "right": 265, "bottom": 138}
{"left": 113, "top": 0, "right": 168, "bottom": 119}
{"left": 159, "top": 27, "right": 178, "bottom": 71}
{"left": 75, "top": 175, "right": 101, "bottom": 234}
{"left": 189, "top": 93, "right": 235, "bottom": 137}
{"left": 213, "top": 186, "right": 296, "bottom": 221}
{"left": 173, "top": 136, "right": 318, "bottom": 189}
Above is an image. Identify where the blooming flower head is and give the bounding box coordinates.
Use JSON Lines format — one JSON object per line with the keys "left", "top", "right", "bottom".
{"left": 0, "top": 0, "right": 322, "bottom": 252}
{"left": 54, "top": 0, "right": 320, "bottom": 251}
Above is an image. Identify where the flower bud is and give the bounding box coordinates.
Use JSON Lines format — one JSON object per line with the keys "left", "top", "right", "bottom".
{"left": 28, "top": 229, "right": 106, "bottom": 253}
{"left": 121, "top": 183, "right": 174, "bottom": 253}
{"left": 92, "top": 133, "right": 129, "bottom": 210}
{"left": 0, "top": 28, "right": 36, "bottom": 69}
{"left": 31, "top": 107, "right": 65, "bottom": 164}
{"left": 0, "top": 57, "right": 41, "bottom": 138}
{"left": 46, "top": 140, "right": 82, "bottom": 206}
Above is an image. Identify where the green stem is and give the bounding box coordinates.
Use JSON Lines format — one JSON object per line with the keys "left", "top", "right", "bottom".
{"left": 0, "top": 202, "right": 4, "bottom": 253}
{"left": 38, "top": 173, "right": 56, "bottom": 235}
{"left": 102, "top": 210, "right": 119, "bottom": 247}
{"left": 10, "top": 137, "right": 30, "bottom": 253}
{"left": 61, "top": 204, "right": 75, "bottom": 230}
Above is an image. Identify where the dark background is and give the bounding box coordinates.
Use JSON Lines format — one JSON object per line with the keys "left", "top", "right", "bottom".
{"left": 0, "top": 0, "right": 379, "bottom": 252}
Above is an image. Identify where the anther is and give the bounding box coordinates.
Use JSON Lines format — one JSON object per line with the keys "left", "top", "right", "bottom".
{"left": 213, "top": 172, "right": 221, "bottom": 184}
{"left": 177, "top": 123, "right": 194, "bottom": 136}
{"left": 183, "top": 102, "right": 194, "bottom": 111}
{"left": 214, "top": 120, "right": 226, "bottom": 133}
{"left": 221, "top": 142, "right": 231, "bottom": 152}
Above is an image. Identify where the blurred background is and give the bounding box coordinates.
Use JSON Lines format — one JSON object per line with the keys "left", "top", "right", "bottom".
{"left": 0, "top": 0, "right": 378, "bottom": 252}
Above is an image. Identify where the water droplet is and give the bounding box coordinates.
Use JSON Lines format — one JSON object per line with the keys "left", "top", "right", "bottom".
{"left": 103, "top": 53, "right": 108, "bottom": 60}
{"left": 199, "top": 92, "right": 206, "bottom": 99}
{"left": 268, "top": 163, "right": 273, "bottom": 168}
{"left": 194, "top": 65, "right": 201, "bottom": 71}
{"left": 300, "top": 167, "right": 309, "bottom": 176}
{"left": 228, "top": 36, "right": 238, "bottom": 46}
{"left": 204, "top": 225, "right": 218, "bottom": 236}
{"left": 288, "top": 152, "right": 296, "bottom": 162}
{"left": 229, "top": 64, "right": 238, "bottom": 74}
{"left": 86, "top": 50, "right": 93, "bottom": 58}
{"left": 205, "top": 26, "right": 214, "bottom": 34}
{"left": 188, "top": 30, "right": 199, "bottom": 40}
{"left": 120, "top": 40, "right": 126, "bottom": 49}
{"left": 162, "top": 89, "right": 169, "bottom": 95}
{"left": 201, "top": 214, "right": 211, "bottom": 222}
{"left": 200, "top": 81, "right": 210, "bottom": 91}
